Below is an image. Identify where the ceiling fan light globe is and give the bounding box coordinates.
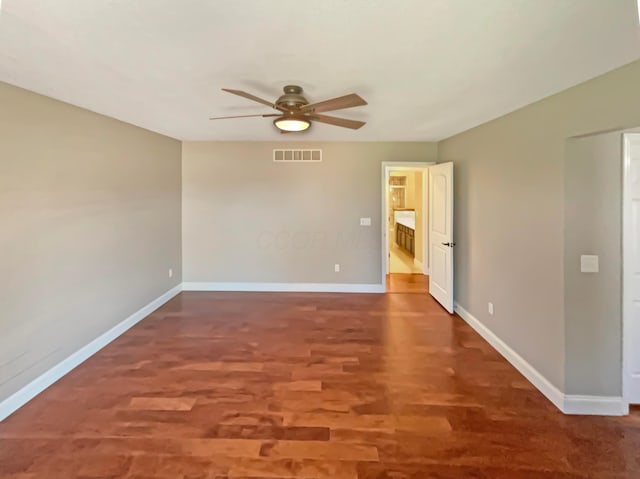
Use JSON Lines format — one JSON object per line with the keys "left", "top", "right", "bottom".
{"left": 274, "top": 116, "right": 310, "bottom": 132}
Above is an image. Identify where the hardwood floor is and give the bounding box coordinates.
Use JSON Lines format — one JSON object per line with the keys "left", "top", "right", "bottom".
{"left": 386, "top": 273, "right": 429, "bottom": 294}
{"left": 1, "top": 275, "right": 639, "bottom": 478}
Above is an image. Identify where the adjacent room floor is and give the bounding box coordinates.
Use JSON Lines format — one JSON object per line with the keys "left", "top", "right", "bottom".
{"left": 1, "top": 275, "right": 639, "bottom": 478}
{"left": 388, "top": 239, "right": 422, "bottom": 275}
{"left": 386, "top": 273, "right": 429, "bottom": 294}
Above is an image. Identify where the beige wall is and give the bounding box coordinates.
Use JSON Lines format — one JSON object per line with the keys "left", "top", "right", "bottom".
{"left": 405, "top": 171, "right": 417, "bottom": 209}
{"left": 438, "top": 59, "right": 640, "bottom": 394}
{"left": 565, "top": 131, "right": 624, "bottom": 396}
{"left": 0, "top": 82, "right": 182, "bottom": 403}
{"left": 182, "top": 142, "right": 437, "bottom": 284}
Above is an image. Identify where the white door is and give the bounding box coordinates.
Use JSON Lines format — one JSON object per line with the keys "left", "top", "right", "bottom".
{"left": 624, "top": 133, "right": 640, "bottom": 404}
{"left": 429, "top": 162, "right": 454, "bottom": 313}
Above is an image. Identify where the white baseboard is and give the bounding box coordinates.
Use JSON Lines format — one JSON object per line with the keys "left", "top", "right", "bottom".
{"left": 182, "top": 282, "right": 385, "bottom": 293}
{"left": 453, "top": 302, "right": 565, "bottom": 412}
{"left": 563, "top": 395, "right": 629, "bottom": 416}
{"left": 0, "top": 284, "right": 182, "bottom": 422}
{"left": 5, "top": 288, "right": 625, "bottom": 419}
{"left": 454, "top": 302, "right": 628, "bottom": 416}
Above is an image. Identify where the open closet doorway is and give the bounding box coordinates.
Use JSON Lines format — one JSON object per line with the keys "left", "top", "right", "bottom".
{"left": 382, "top": 162, "right": 434, "bottom": 293}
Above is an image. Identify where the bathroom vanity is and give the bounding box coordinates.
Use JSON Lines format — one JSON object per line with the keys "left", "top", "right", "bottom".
{"left": 394, "top": 210, "right": 415, "bottom": 257}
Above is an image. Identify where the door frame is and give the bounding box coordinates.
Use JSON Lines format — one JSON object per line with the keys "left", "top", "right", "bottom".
{"left": 623, "top": 133, "right": 637, "bottom": 406}
{"left": 381, "top": 161, "right": 436, "bottom": 288}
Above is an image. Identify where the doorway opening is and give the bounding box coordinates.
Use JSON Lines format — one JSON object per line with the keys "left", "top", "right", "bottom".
{"left": 382, "top": 162, "right": 433, "bottom": 293}
{"left": 381, "top": 161, "right": 455, "bottom": 312}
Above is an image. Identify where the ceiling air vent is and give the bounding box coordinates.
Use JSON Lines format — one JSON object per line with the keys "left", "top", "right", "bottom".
{"left": 273, "top": 149, "right": 322, "bottom": 163}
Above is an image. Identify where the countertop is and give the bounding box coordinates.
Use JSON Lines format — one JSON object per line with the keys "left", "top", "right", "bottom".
{"left": 394, "top": 210, "right": 415, "bottom": 230}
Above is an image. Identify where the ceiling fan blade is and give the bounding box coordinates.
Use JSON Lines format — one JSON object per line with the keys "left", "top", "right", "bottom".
{"left": 221, "top": 88, "right": 286, "bottom": 111}
{"left": 298, "top": 93, "right": 367, "bottom": 114}
{"left": 308, "top": 114, "right": 366, "bottom": 130}
{"left": 209, "top": 113, "right": 280, "bottom": 120}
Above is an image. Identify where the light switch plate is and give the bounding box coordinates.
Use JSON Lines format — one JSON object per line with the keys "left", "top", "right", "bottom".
{"left": 360, "top": 217, "right": 371, "bottom": 226}
{"left": 580, "top": 255, "right": 599, "bottom": 273}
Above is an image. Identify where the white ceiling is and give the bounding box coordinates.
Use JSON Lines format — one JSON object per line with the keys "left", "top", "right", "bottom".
{"left": 1, "top": 0, "right": 639, "bottom": 141}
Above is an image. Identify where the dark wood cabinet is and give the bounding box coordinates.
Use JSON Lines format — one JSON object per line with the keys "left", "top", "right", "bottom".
{"left": 395, "top": 223, "right": 415, "bottom": 257}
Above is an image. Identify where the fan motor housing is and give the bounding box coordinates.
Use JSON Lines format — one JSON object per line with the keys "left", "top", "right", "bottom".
{"left": 275, "top": 85, "right": 308, "bottom": 110}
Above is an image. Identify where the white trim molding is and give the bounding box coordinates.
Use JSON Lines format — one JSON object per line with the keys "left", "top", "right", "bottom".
{"left": 563, "top": 395, "right": 629, "bottom": 416}
{"left": 622, "top": 133, "right": 640, "bottom": 406}
{"left": 454, "top": 302, "right": 565, "bottom": 412}
{"left": 0, "top": 284, "right": 182, "bottom": 422}
{"left": 183, "top": 282, "right": 385, "bottom": 293}
{"left": 454, "top": 302, "right": 628, "bottom": 416}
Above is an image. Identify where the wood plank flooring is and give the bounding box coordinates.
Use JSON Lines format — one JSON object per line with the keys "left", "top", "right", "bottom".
{"left": 1, "top": 274, "right": 639, "bottom": 478}
{"left": 386, "top": 273, "right": 429, "bottom": 294}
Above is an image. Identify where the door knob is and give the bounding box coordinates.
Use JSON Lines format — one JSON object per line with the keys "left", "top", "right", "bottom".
{"left": 441, "top": 242, "right": 456, "bottom": 247}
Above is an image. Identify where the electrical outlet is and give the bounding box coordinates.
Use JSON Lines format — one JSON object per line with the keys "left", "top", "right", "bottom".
{"left": 488, "top": 302, "right": 494, "bottom": 316}
{"left": 168, "top": 268, "right": 173, "bottom": 278}
{"left": 334, "top": 264, "right": 340, "bottom": 273}
{"left": 360, "top": 217, "right": 372, "bottom": 226}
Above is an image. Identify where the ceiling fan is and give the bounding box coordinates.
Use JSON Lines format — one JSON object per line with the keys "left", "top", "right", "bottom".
{"left": 209, "top": 85, "right": 367, "bottom": 133}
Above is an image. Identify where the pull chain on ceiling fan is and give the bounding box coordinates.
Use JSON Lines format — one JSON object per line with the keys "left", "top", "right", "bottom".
{"left": 209, "top": 85, "right": 367, "bottom": 133}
